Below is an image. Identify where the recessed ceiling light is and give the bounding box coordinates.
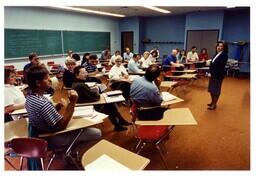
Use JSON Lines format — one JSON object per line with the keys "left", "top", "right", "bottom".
{"left": 50, "top": 6, "right": 126, "bottom": 18}
{"left": 143, "top": 6, "right": 171, "bottom": 14}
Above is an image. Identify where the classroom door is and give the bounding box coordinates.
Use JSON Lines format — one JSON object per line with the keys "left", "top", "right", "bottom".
{"left": 121, "top": 32, "right": 134, "bottom": 54}
{"left": 186, "top": 30, "right": 219, "bottom": 58}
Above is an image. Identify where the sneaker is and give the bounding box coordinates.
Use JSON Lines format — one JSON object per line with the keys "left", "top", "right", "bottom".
{"left": 114, "top": 126, "right": 128, "bottom": 131}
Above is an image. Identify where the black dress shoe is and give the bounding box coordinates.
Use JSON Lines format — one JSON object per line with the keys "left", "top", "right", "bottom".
{"left": 114, "top": 126, "right": 128, "bottom": 131}
{"left": 207, "top": 105, "right": 216, "bottom": 110}
{"left": 207, "top": 103, "right": 212, "bottom": 106}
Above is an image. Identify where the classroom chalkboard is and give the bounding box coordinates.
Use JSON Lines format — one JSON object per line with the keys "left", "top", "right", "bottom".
{"left": 63, "top": 31, "right": 110, "bottom": 53}
{"left": 5, "top": 29, "right": 111, "bottom": 59}
{"left": 5, "top": 29, "right": 63, "bottom": 59}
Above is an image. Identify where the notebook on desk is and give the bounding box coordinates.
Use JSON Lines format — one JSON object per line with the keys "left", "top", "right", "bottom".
{"left": 84, "top": 154, "right": 130, "bottom": 171}
{"left": 106, "top": 90, "right": 122, "bottom": 97}
{"left": 161, "top": 92, "right": 177, "bottom": 102}
{"left": 103, "top": 92, "right": 125, "bottom": 103}
{"left": 73, "top": 106, "right": 94, "bottom": 117}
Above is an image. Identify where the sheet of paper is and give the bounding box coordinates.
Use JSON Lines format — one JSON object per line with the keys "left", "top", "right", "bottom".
{"left": 84, "top": 154, "right": 130, "bottom": 171}
{"left": 106, "top": 90, "right": 122, "bottom": 96}
{"left": 161, "top": 92, "right": 177, "bottom": 102}
{"left": 73, "top": 106, "right": 94, "bottom": 117}
{"left": 103, "top": 93, "right": 125, "bottom": 103}
{"left": 85, "top": 82, "right": 97, "bottom": 87}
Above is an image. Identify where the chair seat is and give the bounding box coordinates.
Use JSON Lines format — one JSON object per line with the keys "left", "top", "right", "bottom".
{"left": 137, "top": 125, "right": 169, "bottom": 141}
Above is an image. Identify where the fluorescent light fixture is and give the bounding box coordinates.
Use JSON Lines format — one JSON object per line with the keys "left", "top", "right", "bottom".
{"left": 50, "top": 6, "right": 126, "bottom": 18}
{"left": 143, "top": 6, "right": 171, "bottom": 14}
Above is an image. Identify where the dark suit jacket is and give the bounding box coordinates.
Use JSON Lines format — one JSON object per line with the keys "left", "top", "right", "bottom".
{"left": 72, "top": 79, "right": 100, "bottom": 103}
{"left": 209, "top": 52, "right": 228, "bottom": 80}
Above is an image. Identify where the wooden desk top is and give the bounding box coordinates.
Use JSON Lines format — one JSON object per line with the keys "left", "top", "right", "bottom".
{"left": 172, "top": 69, "right": 197, "bottom": 73}
{"left": 160, "top": 81, "right": 178, "bottom": 88}
{"left": 81, "top": 139, "right": 150, "bottom": 170}
{"left": 4, "top": 113, "right": 107, "bottom": 142}
{"left": 135, "top": 108, "right": 197, "bottom": 126}
{"left": 161, "top": 95, "right": 184, "bottom": 106}
{"left": 165, "top": 73, "right": 197, "bottom": 79}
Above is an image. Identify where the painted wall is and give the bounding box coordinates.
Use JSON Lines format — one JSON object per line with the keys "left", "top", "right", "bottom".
{"left": 143, "top": 15, "right": 186, "bottom": 57}
{"left": 119, "top": 17, "right": 140, "bottom": 54}
{"left": 4, "top": 6, "right": 120, "bottom": 70}
{"left": 222, "top": 9, "right": 250, "bottom": 72}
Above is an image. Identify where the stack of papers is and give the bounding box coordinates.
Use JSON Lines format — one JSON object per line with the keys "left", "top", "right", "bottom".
{"left": 73, "top": 106, "right": 94, "bottom": 117}
{"left": 161, "top": 92, "right": 177, "bottom": 102}
{"left": 106, "top": 90, "right": 122, "bottom": 97}
{"left": 84, "top": 154, "right": 130, "bottom": 171}
{"left": 103, "top": 93, "right": 125, "bottom": 103}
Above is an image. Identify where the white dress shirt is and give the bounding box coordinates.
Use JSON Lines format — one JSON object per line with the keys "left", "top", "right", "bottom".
{"left": 108, "top": 65, "right": 128, "bottom": 80}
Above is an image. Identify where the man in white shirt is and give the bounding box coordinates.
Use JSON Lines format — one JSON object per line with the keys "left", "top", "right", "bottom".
{"left": 109, "top": 56, "right": 131, "bottom": 103}
{"left": 109, "top": 55, "right": 128, "bottom": 81}
{"left": 123, "top": 47, "right": 133, "bottom": 61}
{"left": 186, "top": 46, "right": 199, "bottom": 63}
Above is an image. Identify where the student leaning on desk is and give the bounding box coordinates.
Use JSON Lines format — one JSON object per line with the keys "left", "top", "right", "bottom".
{"left": 25, "top": 65, "right": 101, "bottom": 146}
{"left": 72, "top": 65, "right": 131, "bottom": 131}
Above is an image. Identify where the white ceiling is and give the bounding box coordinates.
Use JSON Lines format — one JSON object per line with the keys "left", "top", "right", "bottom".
{"left": 67, "top": 6, "right": 247, "bottom": 17}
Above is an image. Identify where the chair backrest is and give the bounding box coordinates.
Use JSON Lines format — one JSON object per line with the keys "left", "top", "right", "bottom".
{"left": 47, "top": 61, "right": 55, "bottom": 66}
{"left": 5, "top": 65, "right": 15, "bottom": 69}
{"left": 9, "top": 138, "right": 48, "bottom": 158}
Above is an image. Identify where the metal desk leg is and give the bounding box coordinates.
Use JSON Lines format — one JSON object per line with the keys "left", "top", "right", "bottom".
{"left": 65, "top": 129, "right": 84, "bottom": 169}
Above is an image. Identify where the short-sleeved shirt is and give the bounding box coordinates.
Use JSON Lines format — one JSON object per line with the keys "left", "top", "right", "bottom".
{"left": 5, "top": 84, "right": 26, "bottom": 107}
{"left": 25, "top": 94, "right": 63, "bottom": 133}
{"left": 123, "top": 52, "right": 133, "bottom": 61}
{"left": 130, "top": 77, "right": 162, "bottom": 107}
{"left": 128, "top": 59, "right": 142, "bottom": 73}
{"left": 108, "top": 65, "right": 128, "bottom": 80}
{"left": 163, "top": 54, "right": 177, "bottom": 65}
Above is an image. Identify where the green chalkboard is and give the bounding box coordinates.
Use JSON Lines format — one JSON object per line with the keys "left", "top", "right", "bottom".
{"left": 5, "top": 29, "right": 62, "bottom": 59}
{"left": 63, "top": 31, "right": 110, "bottom": 53}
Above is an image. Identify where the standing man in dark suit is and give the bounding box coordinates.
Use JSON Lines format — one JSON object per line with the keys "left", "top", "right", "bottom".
{"left": 207, "top": 41, "right": 228, "bottom": 110}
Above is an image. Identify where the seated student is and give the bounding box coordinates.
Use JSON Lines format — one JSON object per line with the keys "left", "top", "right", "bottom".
{"left": 72, "top": 66, "right": 131, "bottom": 131}
{"left": 199, "top": 48, "right": 209, "bottom": 61}
{"left": 81, "top": 53, "right": 90, "bottom": 66}
{"left": 63, "top": 58, "right": 76, "bottom": 88}
{"left": 123, "top": 47, "right": 133, "bottom": 61}
{"left": 186, "top": 46, "right": 199, "bottom": 63}
{"left": 23, "top": 53, "right": 54, "bottom": 95}
{"left": 177, "top": 49, "right": 186, "bottom": 64}
{"left": 150, "top": 47, "right": 160, "bottom": 59}
{"left": 100, "top": 47, "right": 111, "bottom": 61}
{"left": 50, "top": 67, "right": 64, "bottom": 90}
{"left": 139, "top": 51, "right": 152, "bottom": 68}
{"left": 108, "top": 51, "right": 121, "bottom": 66}
{"left": 130, "top": 64, "right": 163, "bottom": 107}
{"left": 163, "top": 49, "right": 184, "bottom": 68}
{"left": 4, "top": 68, "right": 26, "bottom": 122}
{"left": 148, "top": 50, "right": 158, "bottom": 63}
{"left": 84, "top": 54, "right": 99, "bottom": 75}
{"left": 108, "top": 56, "right": 131, "bottom": 102}
{"left": 23, "top": 52, "right": 41, "bottom": 84}
{"left": 66, "top": 49, "right": 73, "bottom": 60}
{"left": 72, "top": 53, "right": 81, "bottom": 66}
{"left": 128, "top": 54, "right": 143, "bottom": 73}
{"left": 25, "top": 65, "right": 101, "bottom": 146}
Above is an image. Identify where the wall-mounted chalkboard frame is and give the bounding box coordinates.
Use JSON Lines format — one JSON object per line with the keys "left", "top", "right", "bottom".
{"left": 4, "top": 28, "right": 110, "bottom": 60}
